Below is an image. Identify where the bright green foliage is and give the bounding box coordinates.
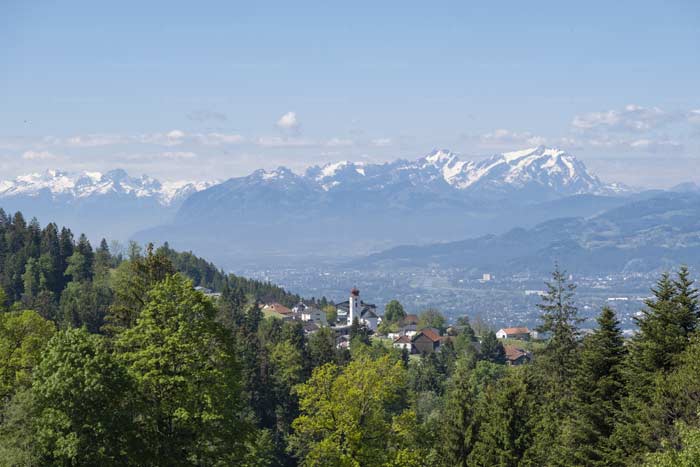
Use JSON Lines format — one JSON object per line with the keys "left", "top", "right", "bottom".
{"left": 643, "top": 422, "right": 700, "bottom": 467}
{"left": 0, "top": 310, "right": 55, "bottom": 401}
{"left": 116, "top": 274, "right": 248, "bottom": 465}
{"left": 289, "top": 355, "right": 412, "bottom": 466}
{"left": 384, "top": 299, "right": 407, "bottom": 323}
{"left": 31, "top": 328, "right": 135, "bottom": 465}
{"left": 102, "top": 244, "right": 176, "bottom": 334}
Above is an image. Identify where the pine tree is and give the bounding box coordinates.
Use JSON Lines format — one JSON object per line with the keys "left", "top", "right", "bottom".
{"left": 613, "top": 268, "right": 699, "bottom": 463}
{"left": 480, "top": 330, "right": 506, "bottom": 364}
{"left": 562, "top": 306, "right": 626, "bottom": 466}
{"left": 469, "top": 369, "right": 531, "bottom": 467}
{"left": 524, "top": 265, "right": 582, "bottom": 465}
{"left": 535, "top": 265, "right": 582, "bottom": 385}
{"left": 629, "top": 271, "right": 695, "bottom": 378}
{"left": 442, "top": 356, "right": 478, "bottom": 466}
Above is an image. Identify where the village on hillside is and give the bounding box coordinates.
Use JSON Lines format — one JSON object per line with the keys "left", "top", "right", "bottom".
{"left": 257, "top": 287, "right": 534, "bottom": 365}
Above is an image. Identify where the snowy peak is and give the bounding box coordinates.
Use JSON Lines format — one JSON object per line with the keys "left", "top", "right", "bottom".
{"left": 424, "top": 149, "right": 457, "bottom": 165}
{"left": 421, "top": 146, "right": 606, "bottom": 195}
{"left": 306, "top": 161, "right": 368, "bottom": 191}
{"left": 263, "top": 146, "right": 615, "bottom": 198}
{"left": 0, "top": 169, "right": 215, "bottom": 206}
{"left": 471, "top": 145, "right": 603, "bottom": 193}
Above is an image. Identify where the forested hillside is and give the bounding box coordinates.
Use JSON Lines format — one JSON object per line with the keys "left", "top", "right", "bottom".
{"left": 0, "top": 212, "right": 699, "bottom": 466}
{"left": 0, "top": 210, "right": 303, "bottom": 331}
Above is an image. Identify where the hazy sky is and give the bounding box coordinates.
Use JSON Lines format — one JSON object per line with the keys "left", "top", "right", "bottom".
{"left": 1, "top": 1, "right": 699, "bottom": 187}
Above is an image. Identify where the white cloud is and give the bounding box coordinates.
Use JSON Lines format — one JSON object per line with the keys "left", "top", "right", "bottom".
{"left": 22, "top": 150, "right": 56, "bottom": 160}
{"left": 256, "top": 136, "right": 316, "bottom": 148}
{"left": 137, "top": 130, "right": 186, "bottom": 146}
{"left": 198, "top": 133, "right": 245, "bottom": 145}
{"left": 480, "top": 129, "right": 546, "bottom": 147}
{"left": 572, "top": 104, "right": 673, "bottom": 133}
{"left": 371, "top": 137, "right": 392, "bottom": 147}
{"left": 587, "top": 136, "right": 683, "bottom": 153}
{"left": 326, "top": 138, "right": 353, "bottom": 147}
{"left": 65, "top": 134, "right": 127, "bottom": 147}
{"left": 276, "top": 111, "right": 299, "bottom": 131}
{"left": 160, "top": 151, "right": 196, "bottom": 159}
{"left": 125, "top": 151, "right": 197, "bottom": 161}
{"left": 688, "top": 109, "right": 700, "bottom": 125}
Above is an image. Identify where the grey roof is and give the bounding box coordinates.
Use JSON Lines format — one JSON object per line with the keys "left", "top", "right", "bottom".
{"left": 361, "top": 308, "right": 378, "bottom": 319}
{"left": 336, "top": 300, "right": 377, "bottom": 315}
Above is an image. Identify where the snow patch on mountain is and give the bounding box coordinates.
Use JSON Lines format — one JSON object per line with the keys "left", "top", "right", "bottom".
{"left": 306, "top": 146, "right": 624, "bottom": 196}
{"left": 0, "top": 169, "right": 215, "bottom": 206}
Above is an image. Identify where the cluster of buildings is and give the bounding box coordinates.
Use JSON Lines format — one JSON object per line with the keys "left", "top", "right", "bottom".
{"left": 260, "top": 286, "right": 533, "bottom": 365}
{"left": 261, "top": 287, "right": 379, "bottom": 335}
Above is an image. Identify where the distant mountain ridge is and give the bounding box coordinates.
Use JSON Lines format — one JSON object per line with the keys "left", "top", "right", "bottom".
{"left": 0, "top": 169, "right": 215, "bottom": 242}
{"left": 227, "top": 146, "right": 623, "bottom": 200}
{"left": 135, "top": 147, "right": 635, "bottom": 267}
{"left": 354, "top": 191, "right": 700, "bottom": 275}
{"left": 0, "top": 168, "right": 214, "bottom": 206}
{"left": 1, "top": 147, "right": 650, "bottom": 268}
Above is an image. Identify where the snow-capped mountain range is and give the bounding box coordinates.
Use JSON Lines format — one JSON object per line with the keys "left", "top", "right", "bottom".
{"left": 130, "top": 146, "right": 636, "bottom": 267}
{"left": 304, "top": 146, "right": 620, "bottom": 196}
{"left": 3, "top": 146, "right": 635, "bottom": 265}
{"left": 0, "top": 169, "right": 215, "bottom": 206}
{"left": 1, "top": 147, "right": 622, "bottom": 209}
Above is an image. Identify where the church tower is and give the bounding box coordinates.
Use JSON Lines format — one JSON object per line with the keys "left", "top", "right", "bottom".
{"left": 348, "top": 287, "right": 361, "bottom": 325}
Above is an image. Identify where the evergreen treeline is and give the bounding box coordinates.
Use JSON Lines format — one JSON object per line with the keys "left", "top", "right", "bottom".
{"left": 0, "top": 212, "right": 699, "bottom": 466}
{"left": 0, "top": 210, "right": 302, "bottom": 331}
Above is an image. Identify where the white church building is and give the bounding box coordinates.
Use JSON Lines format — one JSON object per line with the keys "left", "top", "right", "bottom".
{"left": 335, "top": 287, "right": 379, "bottom": 331}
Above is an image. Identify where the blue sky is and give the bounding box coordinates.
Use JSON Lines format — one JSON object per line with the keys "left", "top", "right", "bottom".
{"left": 1, "top": 0, "right": 699, "bottom": 186}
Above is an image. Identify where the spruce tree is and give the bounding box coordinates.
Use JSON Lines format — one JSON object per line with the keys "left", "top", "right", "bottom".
{"left": 469, "top": 369, "right": 531, "bottom": 467}
{"left": 563, "top": 306, "right": 626, "bottom": 466}
{"left": 613, "top": 268, "right": 699, "bottom": 463}
{"left": 442, "top": 355, "right": 478, "bottom": 466}
{"left": 480, "top": 330, "right": 506, "bottom": 364}
{"left": 628, "top": 271, "right": 696, "bottom": 379}
{"left": 536, "top": 265, "right": 582, "bottom": 384}
{"left": 524, "top": 265, "right": 582, "bottom": 465}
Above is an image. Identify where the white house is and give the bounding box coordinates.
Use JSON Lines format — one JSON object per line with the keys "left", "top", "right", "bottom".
{"left": 335, "top": 288, "right": 379, "bottom": 332}
{"left": 301, "top": 306, "right": 328, "bottom": 326}
{"left": 496, "top": 327, "right": 531, "bottom": 340}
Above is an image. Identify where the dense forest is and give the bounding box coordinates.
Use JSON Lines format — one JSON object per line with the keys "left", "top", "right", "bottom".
{"left": 0, "top": 212, "right": 699, "bottom": 466}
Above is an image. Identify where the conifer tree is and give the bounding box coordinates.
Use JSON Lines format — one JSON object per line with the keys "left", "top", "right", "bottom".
{"left": 480, "top": 330, "right": 506, "bottom": 364}
{"left": 536, "top": 265, "right": 582, "bottom": 384}
{"left": 561, "top": 306, "right": 626, "bottom": 466}
{"left": 469, "top": 369, "right": 531, "bottom": 467}
{"left": 628, "top": 271, "right": 696, "bottom": 380}
{"left": 613, "top": 268, "right": 699, "bottom": 463}
{"left": 442, "top": 355, "right": 478, "bottom": 466}
{"left": 524, "top": 265, "right": 582, "bottom": 465}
